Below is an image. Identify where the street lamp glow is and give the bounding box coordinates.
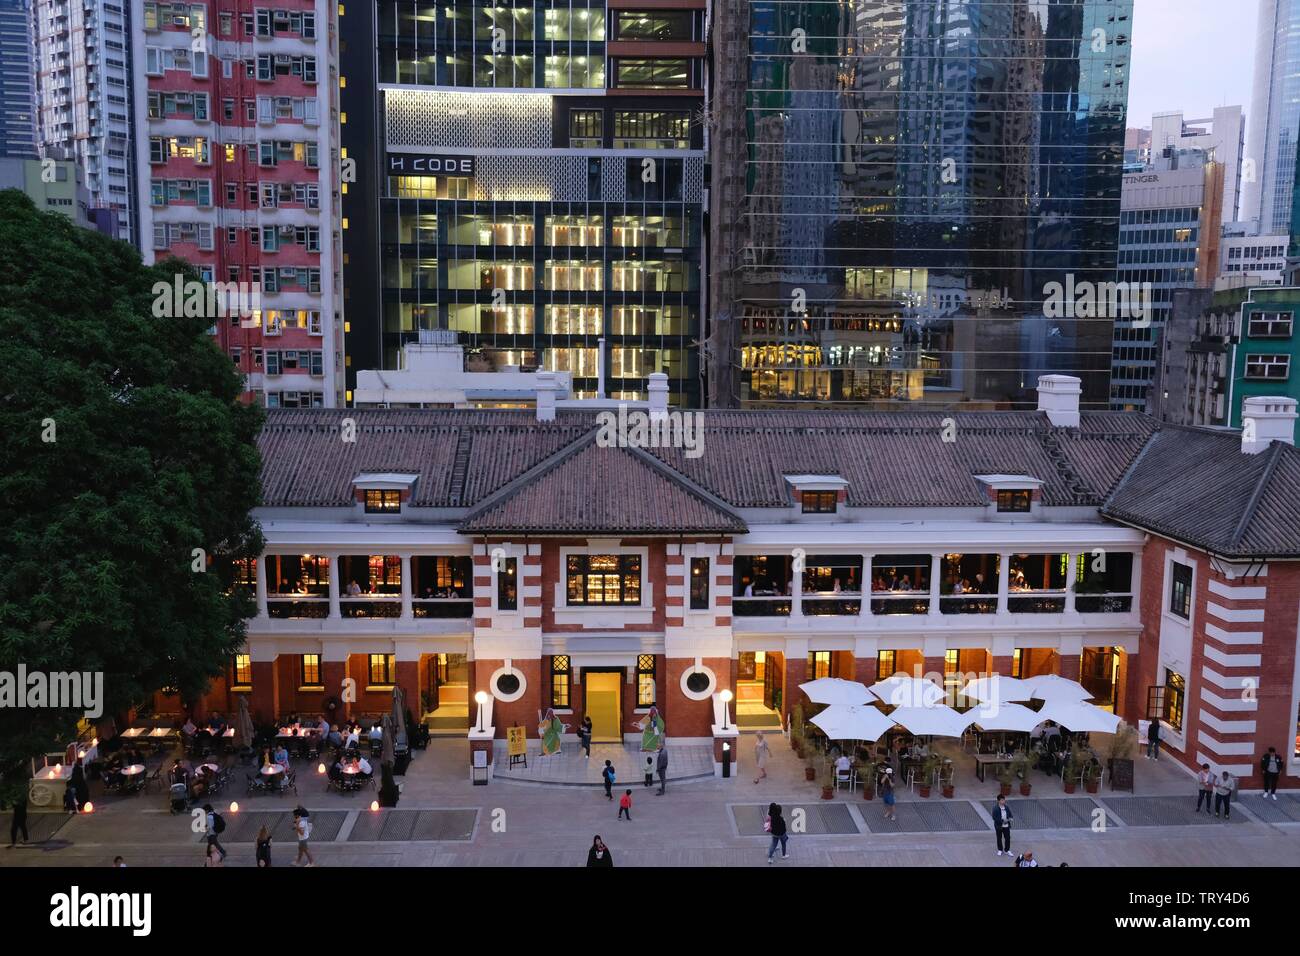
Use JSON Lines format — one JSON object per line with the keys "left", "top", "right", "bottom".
{"left": 475, "top": 691, "right": 489, "bottom": 733}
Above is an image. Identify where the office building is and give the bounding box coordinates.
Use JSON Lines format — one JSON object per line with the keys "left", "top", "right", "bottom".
{"left": 1243, "top": 0, "right": 1300, "bottom": 234}
{"left": 1150, "top": 107, "right": 1245, "bottom": 221}
{"left": 0, "top": 0, "right": 37, "bottom": 157}
{"left": 709, "top": 0, "right": 1134, "bottom": 409}
{"left": 132, "top": 0, "right": 346, "bottom": 408}
{"left": 1220, "top": 224, "right": 1289, "bottom": 286}
{"left": 339, "top": 0, "right": 708, "bottom": 407}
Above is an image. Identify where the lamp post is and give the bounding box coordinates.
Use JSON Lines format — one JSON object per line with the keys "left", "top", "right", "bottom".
{"left": 720, "top": 689, "right": 733, "bottom": 731}
{"left": 474, "top": 691, "right": 488, "bottom": 733}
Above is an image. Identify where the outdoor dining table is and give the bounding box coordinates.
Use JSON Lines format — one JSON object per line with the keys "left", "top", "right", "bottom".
{"left": 121, "top": 727, "right": 148, "bottom": 738}
{"left": 121, "top": 764, "right": 146, "bottom": 777}
{"left": 974, "top": 753, "right": 1015, "bottom": 782}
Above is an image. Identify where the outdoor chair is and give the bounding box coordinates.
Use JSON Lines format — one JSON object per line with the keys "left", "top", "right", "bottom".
{"left": 834, "top": 766, "right": 853, "bottom": 792}
{"left": 246, "top": 773, "right": 268, "bottom": 796}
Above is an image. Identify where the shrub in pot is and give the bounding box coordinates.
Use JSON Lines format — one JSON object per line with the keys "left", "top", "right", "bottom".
{"left": 804, "top": 752, "right": 818, "bottom": 782}
{"left": 1013, "top": 752, "right": 1033, "bottom": 796}
{"left": 996, "top": 764, "right": 1014, "bottom": 798}
{"left": 858, "top": 761, "right": 876, "bottom": 800}
{"left": 820, "top": 764, "right": 835, "bottom": 800}
{"left": 917, "top": 753, "right": 941, "bottom": 798}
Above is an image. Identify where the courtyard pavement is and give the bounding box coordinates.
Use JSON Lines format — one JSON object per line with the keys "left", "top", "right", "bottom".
{"left": 3, "top": 733, "right": 1298, "bottom": 867}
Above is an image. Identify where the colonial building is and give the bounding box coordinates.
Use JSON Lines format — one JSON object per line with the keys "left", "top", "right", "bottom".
{"left": 185, "top": 376, "right": 1300, "bottom": 788}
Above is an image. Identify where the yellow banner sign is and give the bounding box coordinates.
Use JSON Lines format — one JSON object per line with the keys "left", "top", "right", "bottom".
{"left": 507, "top": 725, "right": 527, "bottom": 757}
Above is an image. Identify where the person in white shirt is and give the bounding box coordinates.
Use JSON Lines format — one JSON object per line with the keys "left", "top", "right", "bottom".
{"left": 743, "top": 582, "right": 754, "bottom": 598}
{"left": 344, "top": 726, "right": 360, "bottom": 749}
{"left": 1196, "top": 763, "right": 1215, "bottom": 814}
{"left": 1015, "top": 851, "right": 1038, "bottom": 867}
{"left": 357, "top": 756, "right": 372, "bottom": 776}
{"left": 834, "top": 754, "right": 851, "bottom": 775}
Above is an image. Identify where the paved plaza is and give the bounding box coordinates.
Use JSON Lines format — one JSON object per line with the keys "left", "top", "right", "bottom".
{"left": 3, "top": 735, "right": 1300, "bottom": 867}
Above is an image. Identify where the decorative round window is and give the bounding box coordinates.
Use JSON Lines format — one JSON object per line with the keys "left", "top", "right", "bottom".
{"left": 489, "top": 664, "right": 526, "bottom": 703}
{"left": 679, "top": 664, "right": 717, "bottom": 701}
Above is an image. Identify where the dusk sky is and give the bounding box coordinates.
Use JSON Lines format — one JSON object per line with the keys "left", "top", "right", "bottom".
{"left": 1127, "top": 0, "right": 1257, "bottom": 130}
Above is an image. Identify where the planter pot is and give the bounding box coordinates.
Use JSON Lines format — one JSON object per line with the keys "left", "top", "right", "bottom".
{"left": 999, "top": 782, "right": 1012, "bottom": 797}
{"left": 1064, "top": 781, "right": 1076, "bottom": 794}
{"left": 918, "top": 784, "right": 932, "bottom": 798}
{"left": 821, "top": 786, "right": 834, "bottom": 800}
{"left": 804, "top": 767, "right": 816, "bottom": 781}
{"left": 862, "top": 789, "right": 875, "bottom": 801}
{"left": 1019, "top": 783, "right": 1033, "bottom": 796}
{"left": 942, "top": 786, "right": 954, "bottom": 799}
{"left": 1085, "top": 780, "right": 1100, "bottom": 794}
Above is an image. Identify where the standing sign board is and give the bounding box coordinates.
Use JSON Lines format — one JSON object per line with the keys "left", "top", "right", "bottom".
{"left": 507, "top": 725, "right": 528, "bottom": 768}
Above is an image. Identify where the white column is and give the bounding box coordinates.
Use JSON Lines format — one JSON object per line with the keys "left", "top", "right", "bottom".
{"left": 400, "top": 554, "right": 413, "bottom": 619}
{"left": 255, "top": 555, "right": 268, "bottom": 618}
{"left": 858, "top": 552, "right": 873, "bottom": 618}
{"left": 791, "top": 554, "right": 803, "bottom": 618}
{"left": 328, "top": 553, "right": 341, "bottom": 619}
{"left": 1065, "top": 551, "right": 1078, "bottom": 614}
{"left": 997, "top": 553, "right": 1010, "bottom": 614}
{"left": 928, "top": 553, "right": 942, "bottom": 617}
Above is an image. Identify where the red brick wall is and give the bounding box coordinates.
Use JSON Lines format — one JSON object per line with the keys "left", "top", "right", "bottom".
{"left": 473, "top": 657, "right": 543, "bottom": 739}
{"left": 538, "top": 539, "right": 668, "bottom": 633}
{"left": 664, "top": 656, "right": 731, "bottom": 737}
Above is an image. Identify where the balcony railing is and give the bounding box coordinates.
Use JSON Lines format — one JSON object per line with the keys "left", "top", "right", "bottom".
{"left": 802, "top": 597, "right": 862, "bottom": 616}
{"left": 267, "top": 596, "right": 328, "bottom": 619}
{"left": 412, "top": 598, "right": 474, "bottom": 619}
{"left": 1007, "top": 591, "right": 1067, "bottom": 614}
{"left": 871, "top": 594, "right": 931, "bottom": 615}
{"left": 1076, "top": 594, "right": 1133, "bottom": 613}
{"left": 940, "top": 595, "right": 998, "bottom": 615}
{"left": 341, "top": 596, "right": 401, "bottom": 619}
{"left": 733, "top": 596, "right": 792, "bottom": 617}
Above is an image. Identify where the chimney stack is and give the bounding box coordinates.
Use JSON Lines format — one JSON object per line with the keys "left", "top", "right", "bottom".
{"left": 1036, "top": 374, "right": 1082, "bottom": 428}
{"left": 1241, "top": 396, "right": 1298, "bottom": 454}
{"left": 648, "top": 372, "right": 669, "bottom": 420}
{"left": 535, "top": 371, "right": 557, "bottom": 422}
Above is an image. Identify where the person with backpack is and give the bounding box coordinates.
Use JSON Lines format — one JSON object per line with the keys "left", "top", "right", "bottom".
{"left": 203, "top": 804, "right": 227, "bottom": 862}
{"left": 601, "top": 760, "right": 616, "bottom": 800}
{"left": 1261, "top": 747, "right": 1283, "bottom": 800}
{"left": 765, "top": 803, "right": 788, "bottom": 863}
{"left": 293, "top": 807, "right": 315, "bottom": 866}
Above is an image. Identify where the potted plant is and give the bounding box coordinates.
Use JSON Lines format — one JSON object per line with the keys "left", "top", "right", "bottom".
{"left": 790, "top": 705, "right": 805, "bottom": 756}
{"left": 940, "top": 759, "right": 955, "bottom": 798}
{"left": 917, "top": 753, "right": 941, "bottom": 798}
{"left": 859, "top": 761, "right": 876, "bottom": 800}
{"left": 804, "top": 750, "right": 818, "bottom": 782}
{"left": 1082, "top": 757, "right": 1102, "bottom": 794}
{"left": 1013, "top": 751, "right": 1034, "bottom": 796}
{"left": 996, "top": 763, "right": 1014, "bottom": 797}
{"left": 1063, "top": 748, "right": 1082, "bottom": 794}
{"left": 820, "top": 762, "right": 835, "bottom": 800}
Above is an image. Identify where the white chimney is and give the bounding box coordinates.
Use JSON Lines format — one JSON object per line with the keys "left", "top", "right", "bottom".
{"left": 1036, "top": 374, "right": 1082, "bottom": 428}
{"left": 648, "top": 372, "right": 669, "bottom": 420}
{"left": 535, "top": 371, "right": 557, "bottom": 422}
{"left": 1241, "top": 396, "right": 1298, "bottom": 454}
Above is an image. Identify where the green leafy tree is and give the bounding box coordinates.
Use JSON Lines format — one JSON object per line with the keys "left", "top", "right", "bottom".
{"left": 0, "top": 192, "right": 263, "bottom": 793}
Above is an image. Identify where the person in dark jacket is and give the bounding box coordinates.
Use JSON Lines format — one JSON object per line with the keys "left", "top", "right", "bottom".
{"left": 992, "top": 794, "right": 1014, "bottom": 856}
{"left": 601, "top": 760, "right": 615, "bottom": 800}
{"left": 766, "top": 803, "right": 788, "bottom": 863}
{"left": 255, "top": 825, "right": 273, "bottom": 867}
{"left": 7, "top": 792, "right": 28, "bottom": 847}
{"left": 586, "top": 835, "right": 614, "bottom": 867}
{"left": 579, "top": 717, "right": 593, "bottom": 759}
{"left": 1146, "top": 719, "right": 1160, "bottom": 760}
{"left": 655, "top": 744, "right": 669, "bottom": 795}
{"left": 1261, "top": 747, "right": 1283, "bottom": 799}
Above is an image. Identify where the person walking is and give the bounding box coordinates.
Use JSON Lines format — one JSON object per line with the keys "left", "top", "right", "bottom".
{"left": 1214, "top": 770, "right": 1235, "bottom": 819}
{"left": 1261, "top": 747, "right": 1283, "bottom": 800}
{"left": 292, "top": 807, "right": 315, "bottom": 866}
{"left": 880, "top": 767, "right": 897, "bottom": 821}
{"left": 1196, "top": 763, "right": 1215, "bottom": 814}
{"left": 203, "top": 842, "right": 224, "bottom": 867}
{"left": 753, "top": 732, "right": 770, "bottom": 783}
{"left": 579, "top": 717, "right": 593, "bottom": 759}
{"left": 765, "top": 802, "right": 788, "bottom": 863}
{"left": 7, "top": 792, "right": 28, "bottom": 847}
{"left": 586, "top": 835, "right": 614, "bottom": 867}
{"left": 203, "top": 803, "right": 227, "bottom": 862}
{"left": 992, "top": 794, "right": 1013, "bottom": 856}
{"left": 656, "top": 743, "right": 669, "bottom": 795}
{"left": 1146, "top": 718, "right": 1160, "bottom": 760}
{"left": 255, "top": 825, "right": 273, "bottom": 867}
{"left": 601, "top": 760, "right": 616, "bottom": 800}
{"left": 618, "top": 789, "right": 632, "bottom": 821}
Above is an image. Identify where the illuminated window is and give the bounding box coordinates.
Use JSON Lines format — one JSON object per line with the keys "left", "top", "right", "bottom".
{"left": 944, "top": 649, "right": 959, "bottom": 675}
{"left": 802, "top": 490, "right": 837, "bottom": 514}
{"left": 689, "top": 557, "right": 710, "bottom": 609}
{"left": 550, "top": 655, "right": 571, "bottom": 708}
{"left": 1163, "top": 669, "right": 1185, "bottom": 729}
{"left": 566, "top": 554, "right": 641, "bottom": 605}
{"left": 497, "top": 557, "right": 518, "bottom": 610}
{"left": 368, "top": 653, "right": 395, "bottom": 685}
{"left": 808, "top": 651, "right": 831, "bottom": 680}
{"left": 877, "top": 650, "right": 896, "bottom": 679}
{"left": 1169, "top": 562, "right": 1192, "bottom": 618}
{"left": 232, "top": 654, "right": 252, "bottom": 687}
{"left": 363, "top": 489, "right": 402, "bottom": 513}
{"left": 1011, "top": 649, "right": 1024, "bottom": 679}
{"left": 300, "top": 654, "right": 321, "bottom": 686}
{"left": 996, "top": 489, "right": 1032, "bottom": 513}
{"left": 637, "top": 654, "right": 656, "bottom": 706}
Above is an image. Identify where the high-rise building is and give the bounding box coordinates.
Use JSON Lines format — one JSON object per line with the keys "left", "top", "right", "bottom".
{"left": 1220, "top": 223, "right": 1289, "bottom": 286}
{"left": 31, "top": 0, "right": 138, "bottom": 242}
{"left": 0, "top": 0, "right": 37, "bottom": 157}
{"left": 339, "top": 1, "right": 708, "bottom": 407}
{"left": 1111, "top": 149, "right": 1225, "bottom": 411}
{"left": 132, "top": 1, "right": 345, "bottom": 409}
{"left": 1243, "top": 0, "right": 1300, "bottom": 235}
{"left": 708, "top": 0, "right": 1134, "bottom": 410}
{"left": 1150, "top": 107, "right": 1245, "bottom": 221}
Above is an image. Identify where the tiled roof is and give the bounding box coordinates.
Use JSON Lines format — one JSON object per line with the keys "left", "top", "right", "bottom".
{"left": 459, "top": 434, "right": 748, "bottom": 535}
{"left": 1101, "top": 426, "right": 1300, "bottom": 559}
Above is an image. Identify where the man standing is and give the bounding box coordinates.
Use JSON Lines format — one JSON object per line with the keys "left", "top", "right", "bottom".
{"left": 655, "top": 743, "right": 669, "bottom": 795}
{"left": 7, "top": 791, "right": 28, "bottom": 848}
{"left": 203, "top": 803, "right": 227, "bottom": 862}
{"left": 1213, "top": 770, "right": 1235, "bottom": 819}
{"left": 992, "top": 794, "right": 1013, "bottom": 856}
{"left": 1146, "top": 718, "right": 1160, "bottom": 760}
{"left": 1196, "top": 763, "right": 1215, "bottom": 814}
{"left": 1261, "top": 747, "right": 1283, "bottom": 800}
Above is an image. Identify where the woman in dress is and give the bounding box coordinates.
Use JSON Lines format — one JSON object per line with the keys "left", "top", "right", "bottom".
{"left": 635, "top": 705, "right": 665, "bottom": 753}
{"left": 538, "top": 708, "right": 563, "bottom": 756}
{"left": 753, "top": 731, "right": 770, "bottom": 783}
{"left": 255, "top": 825, "right": 273, "bottom": 867}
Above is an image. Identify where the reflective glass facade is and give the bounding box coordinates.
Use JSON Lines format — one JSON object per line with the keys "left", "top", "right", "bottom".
{"left": 729, "top": 0, "right": 1132, "bottom": 408}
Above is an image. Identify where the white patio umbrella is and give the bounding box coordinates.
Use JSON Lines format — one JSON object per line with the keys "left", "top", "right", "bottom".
{"left": 966, "top": 701, "right": 1046, "bottom": 733}
{"left": 809, "top": 704, "right": 896, "bottom": 742}
{"left": 869, "top": 674, "right": 946, "bottom": 708}
{"left": 958, "top": 675, "right": 1035, "bottom": 705}
{"left": 886, "top": 705, "right": 973, "bottom": 738}
{"left": 799, "top": 677, "right": 877, "bottom": 707}
{"left": 1036, "top": 698, "right": 1122, "bottom": 734}
{"left": 1023, "top": 674, "right": 1093, "bottom": 703}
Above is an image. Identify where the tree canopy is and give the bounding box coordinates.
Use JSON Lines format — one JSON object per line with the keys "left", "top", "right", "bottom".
{"left": 0, "top": 191, "right": 263, "bottom": 786}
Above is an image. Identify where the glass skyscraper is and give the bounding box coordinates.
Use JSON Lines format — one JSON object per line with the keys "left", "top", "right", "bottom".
{"left": 715, "top": 0, "right": 1133, "bottom": 409}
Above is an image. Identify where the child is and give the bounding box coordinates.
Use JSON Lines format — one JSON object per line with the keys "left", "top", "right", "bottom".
{"left": 644, "top": 756, "right": 655, "bottom": 788}
{"left": 618, "top": 789, "right": 632, "bottom": 821}
{"left": 602, "top": 760, "right": 616, "bottom": 800}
